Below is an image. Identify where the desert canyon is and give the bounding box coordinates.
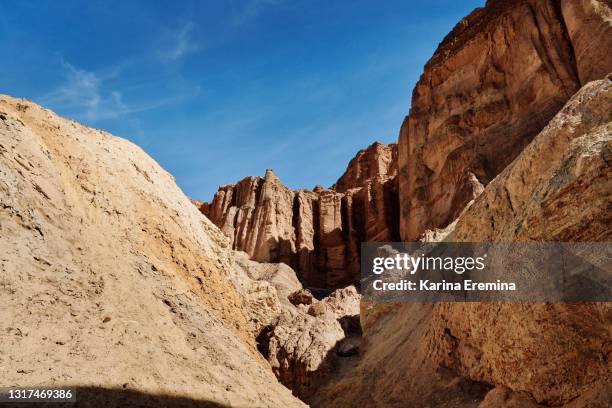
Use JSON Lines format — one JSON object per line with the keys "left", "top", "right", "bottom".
{"left": 1, "top": 0, "right": 611, "bottom": 407}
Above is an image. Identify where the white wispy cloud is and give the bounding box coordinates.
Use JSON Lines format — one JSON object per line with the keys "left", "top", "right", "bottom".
{"left": 38, "top": 61, "right": 129, "bottom": 122}
{"left": 157, "top": 21, "right": 201, "bottom": 61}
{"left": 229, "top": 0, "right": 284, "bottom": 27}
{"left": 37, "top": 59, "right": 201, "bottom": 124}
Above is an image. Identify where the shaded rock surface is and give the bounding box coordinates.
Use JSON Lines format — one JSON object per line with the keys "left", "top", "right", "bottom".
{"left": 288, "top": 289, "right": 316, "bottom": 307}
{"left": 398, "top": 0, "right": 612, "bottom": 241}
{"left": 433, "top": 76, "right": 612, "bottom": 406}
{"left": 200, "top": 142, "right": 399, "bottom": 288}
{"left": 228, "top": 249, "right": 363, "bottom": 403}
{"left": 312, "top": 77, "right": 612, "bottom": 408}
{"left": 453, "top": 75, "right": 612, "bottom": 242}
{"left": 0, "top": 96, "right": 305, "bottom": 408}
{"left": 258, "top": 286, "right": 361, "bottom": 402}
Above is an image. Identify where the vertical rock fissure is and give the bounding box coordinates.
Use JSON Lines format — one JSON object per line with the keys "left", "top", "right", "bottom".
{"left": 553, "top": 0, "right": 580, "bottom": 86}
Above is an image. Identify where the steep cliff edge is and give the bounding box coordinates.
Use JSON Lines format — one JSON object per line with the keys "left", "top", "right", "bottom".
{"left": 313, "top": 74, "right": 612, "bottom": 408}
{"left": 199, "top": 142, "right": 399, "bottom": 288}
{"left": 0, "top": 96, "right": 305, "bottom": 407}
{"left": 331, "top": 142, "right": 397, "bottom": 193}
{"left": 398, "top": 0, "right": 612, "bottom": 241}
{"left": 311, "top": 0, "right": 612, "bottom": 405}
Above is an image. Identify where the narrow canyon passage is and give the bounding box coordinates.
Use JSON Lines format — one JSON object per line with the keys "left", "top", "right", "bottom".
{"left": 1, "top": 1, "right": 610, "bottom": 407}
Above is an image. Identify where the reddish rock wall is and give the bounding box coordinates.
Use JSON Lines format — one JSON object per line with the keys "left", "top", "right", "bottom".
{"left": 313, "top": 73, "right": 612, "bottom": 408}
{"left": 198, "top": 142, "right": 399, "bottom": 288}
{"left": 398, "top": 0, "right": 612, "bottom": 241}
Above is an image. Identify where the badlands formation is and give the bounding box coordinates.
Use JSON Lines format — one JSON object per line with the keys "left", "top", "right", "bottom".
{"left": 199, "top": 141, "right": 399, "bottom": 289}
{"left": 1, "top": 0, "right": 611, "bottom": 407}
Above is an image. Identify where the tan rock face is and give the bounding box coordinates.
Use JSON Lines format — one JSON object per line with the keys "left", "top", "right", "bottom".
{"left": 201, "top": 142, "right": 399, "bottom": 288}
{"left": 430, "top": 77, "right": 612, "bottom": 406}
{"left": 332, "top": 142, "right": 397, "bottom": 193}
{"left": 231, "top": 250, "right": 303, "bottom": 310}
{"left": 398, "top": 0, "right": 612, "bottom": 241}
{"left": 259, "top": 286, "right": 361, "bottom": 402}
{"left": 0, "top": 96, "right": 305, "bottom": 408}
{"left": 560, "top": 0, "right": 612, "bottom": 85}
{"left": 314, "top": 77, "right": 612, "bottom": 408}
{"left": 230, "top": 251, "right": 301, "bottom": 335}
{"left": 229, "top": 245, "right": 362, "bottom": 403}
{"left": 453, "top": 75, "right": 612, "bottom": 242}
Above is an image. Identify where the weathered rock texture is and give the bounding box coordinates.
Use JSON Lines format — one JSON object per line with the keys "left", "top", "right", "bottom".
{"left": 229, "top": 247, "right": 362, "bottom": 403}
{"left": 453, "top": 75, "right": 612, "bottom": 242}
{"left": 0, "top": 96, "right": 305, "bottom": 408}
{"left": 313, "top": 77, "right": 612, "bottom": 408}
{"left": 430, "top": 77, "right": 612, "bottom": 406}
{"left": 332, "top": 142, "right": 398, "bottom": 193}
{"left": 200, "top": 142, "right": 399, "bottom": 288}
{"left": 230, "top": 250, "right": 303, "bottom": 334}
{"left": 398, "top": 0, "right": 612, "bottom": 241}
{"left": 259, "top": 286, "right": 361, "bottom": 402}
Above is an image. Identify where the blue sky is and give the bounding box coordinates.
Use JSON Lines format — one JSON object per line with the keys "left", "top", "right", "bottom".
{"left": 0, "top": 0, "right": 483, "bottom": 200}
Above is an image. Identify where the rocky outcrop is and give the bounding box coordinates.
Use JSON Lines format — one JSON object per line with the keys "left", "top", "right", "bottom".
{"left": 232, "top": 250, "right": 303, "bottom": 309}
{"left": 313, "top": 76, "right": 612, "bottom": 408}
{"left": 430, "top": 76, "right": 612, "bottom": 406}
{"left": 230, "top": 251, "right": 303, "bottom": 334}
{"left": 0, "top": 95, "right": 305, "bottom": 407}
{"left": 398, "top": 0, "right": 612, "bottom": 241}
{"left": 259, "top": 286, "right": 361, "bottom": 402}
{"left": 229, "top": 246, "right": 362, "bottom": 403}
{"left": 453, "top": 74, "right": 612, "bottom": 242}
{"left": 560, "top": 0, "right": 612, "bottom": 85}
{"left": 332, "top": 142, "right": 397, "bottom": 193}
{"left": 200, "top": 142, "right": 399, "bottom": 288}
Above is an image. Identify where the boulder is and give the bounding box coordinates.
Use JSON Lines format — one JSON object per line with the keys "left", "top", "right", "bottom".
{"left": 259, "top": 286, "right": 362, "bottom": 401}
{"left": 288, "top": 289, "right": 315, "bottom": 307}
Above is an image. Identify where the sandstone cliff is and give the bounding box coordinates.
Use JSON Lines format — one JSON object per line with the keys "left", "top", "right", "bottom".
{"left": 313, "top": 74, "right": 612, "bottom": 408}
{"left": 331, "top": 142, "right": 397, "bottom": 193}
{"left": 398, "top": 0, "right": 612, "bottom": 241}
{"left": 433, "top": 76, "right": 612, "bottom": 406}
{"left": 0, "top": 96, "right": 305, "bottom": 407}
{"left": 199, "top": 142, "right": 399, "bottom": 288}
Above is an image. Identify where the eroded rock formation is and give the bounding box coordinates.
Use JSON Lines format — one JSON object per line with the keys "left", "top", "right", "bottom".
{"left": 230, "top": 245, "right": 362, "bottom": 402}
{"left": 311, "top": 0, "right": 612, "bottom": 405}
{"left": 229, "top": 247, "right": 362, "bottom": 402}
{"left": 313, "top": 74, "right": 612, "bottom": 408}
{"left": 199, "top": 142, "right": 400, "bottom": 288}
{"left": 431, "top": 76, "right": 612, "bottom": 406}
{"left": 332, "top": 142, "right": 397, "bottom": 193}
{"left": 0, "top": 96, "right": 305, "bottom": 408}
{"left": 230, "top": 250, "right": 303, "bottom": 334}
{"left": 398, "top": 0, "right": 612, "bottom": 241}
{"left": 258, "top": 285, "right": 361, "bottom": 402}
